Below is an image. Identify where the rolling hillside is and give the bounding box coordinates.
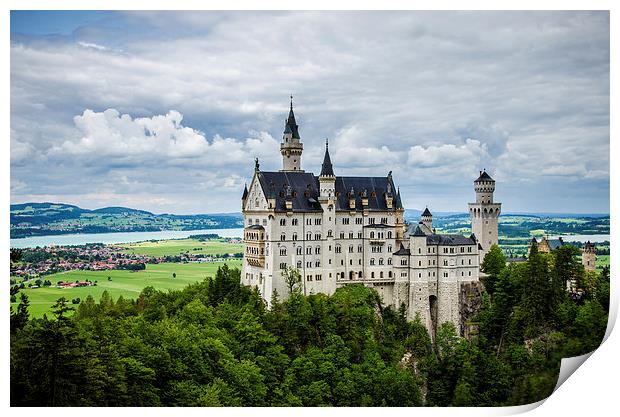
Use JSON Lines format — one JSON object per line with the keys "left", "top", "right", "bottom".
{"left": 10, "top": 202, "right": 243, "bottom": 239}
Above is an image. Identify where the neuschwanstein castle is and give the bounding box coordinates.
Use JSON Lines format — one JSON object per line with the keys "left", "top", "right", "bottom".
{"left": 241, "top": 100, "right": 501, "bottom": 335}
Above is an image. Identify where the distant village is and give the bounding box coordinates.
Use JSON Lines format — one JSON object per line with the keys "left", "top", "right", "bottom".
{"left": 10, "top": 238, "right": 243, "bottom": 286}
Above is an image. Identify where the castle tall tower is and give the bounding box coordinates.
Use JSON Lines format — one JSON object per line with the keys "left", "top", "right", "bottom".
{"left": 280, "top": 97, "right": 304, "bottom": 172}
{"left": 582, "top": 241, "right": 597, "bottom": 272}
{"left": 468, "top": 170, "right": 501, "bottom": 260}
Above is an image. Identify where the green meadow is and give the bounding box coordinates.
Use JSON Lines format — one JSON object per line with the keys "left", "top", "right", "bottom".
{"left": 116, "top": 238, "right": 243, "bottom": 257}
{"left": 11, "top": 260, "right": 242, "bottom": 318}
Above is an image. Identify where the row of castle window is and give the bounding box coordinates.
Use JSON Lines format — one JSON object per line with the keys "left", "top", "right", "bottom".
{"left": 248, "top": 216, "right": 393, "bottom": 227}
{"left": 245, "top": 232, "right": 264, "bottom": 240}
{"left": 246, "top": 247, "right": 264, "bottom": 255}
{"left": 306, "top": 274, "right": 322, "bottom": 281}
{"left": 369, "top": 258, "right": 392, "bottom": 266}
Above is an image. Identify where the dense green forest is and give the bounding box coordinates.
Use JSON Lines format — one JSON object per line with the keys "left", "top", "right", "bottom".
{"left": 10, "top": 244, "right": 609, "bottom": 407}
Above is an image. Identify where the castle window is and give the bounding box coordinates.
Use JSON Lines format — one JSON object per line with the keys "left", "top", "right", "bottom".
{"left": 356, "top": 218, "right": 363, "bottom": 225}
{"left": 370, "top": 232, "right": 375, "bottom": 239}
{"left": 342, "top": 218, "right": 350, "bottom": 225}
{"left": 315, "top": 261, "right": 320, "bottom": 267}
{"left": 371, "top": 272, "right": 375, "bottom": 278}
{"left": 280, "top": 219, "right": 286, "bottom": 226}
{"left": 380, "top": 271, "right": 384, "bottom": 278}
{"left": 349, "top": 232, "right": 354, "bottom": 239}
{"left": 315, "top": 218, "right": 322, "bottom": 225}
{"left": 297, "top": 261, "right": 302, "bottom": 268}
{"left": 358, "top": 232, "right": 362, "bottom": 238}
{"left": 316, "top": 274, "right": 322, "bottom": 281}
{"left": 444, "top": 260, "right": 448, "bottom": 266}
{"left": 349, "top": 245, "right": 354, "bottom": 253}
{"left": 315, "top": 246, "right": 321, "bottom": 254}
{"left": 296, "top": 247, "right": 302, "bottom": 255}
{"left": 335, "top": 245, "right": 342, "bottom": 254}
{"left": 306, "top": 247, "right": 312, "bottom": 255}
{"left": 255, "top": 219, "right": 259, "bottom": 225}
{"left": 307, "top": 261, "right": 312, "bottom": 268}
{"left": 307, "top": 218, "right": 312, "bottom": 226}
{"left": 419, "top": 261, "right": 422, "bottom": 266}
{"left": 279, "top": 262, "right": 287, "bottom": 269}
{"left": 341, "top": 260, "right": 344, "bottom": 266}
{"left": 381, "top": 217, "right": 388, "bottom": 224}
{"left": 368, "top": 218, "right": 375, "bottom": 225}
{"left": 293, "top": 233, "right": 298, "bottom": 241}
{"left": 292, "top": 218, "right": 298, "bottom": 226}
{"left": 460, "top": 247, "right": 464, "bottom": 253}
{"left": 307, "top": 275, "right": 312, "bottom": 281}
{"left": 388, "top": 258, "right": 392, "bottom": 265}
{"left": 388, "top": 271, "right": 392, "bottom": 278}
{"left": 280, "top": 248, "right": 287, "bottom": 256}
{"left": 280, "top": 234, "right": 286, "bottom": 241}
{"left": 370, "top": 258, "right": 375, "bottom": 266}
{"left": 315, "top": 234, "right": 321, "bottom": 240}
{"left": 387, "top": 231, "right": 392, "bottom": 238}
{"left": 358, "top": 245, "right": 363, "bottom": 253}
{"left": 469, "top": 259, "right": 472, "bottom": 265}
{"left": 328, "top": 230, "right": 333, "bottom": 237}
{"left": 350, "top": 259, "right": 353, "bottom": 265}
{"left": 340, "top": 232, "right": 345, "bottom": 239}
{"left": 468, "top": 247, "right": 472, "bottom": 253}
{"left": 469, "top": 271, "right": 472, "bottom": 276}
{"left": 419, "top": 273, "right": 422, "bottom": 278}
{"left": 263, "top": 219, "right": 267, "bottom": 226}
{"left": 401, "top": 259, "right": 407, "bottom": 266}
{"left": 307, "top": 233, "right": 312, "bottom": 240}
{"left": 379, "top": 258, "right": 384, "bottom": 265}
{"left": 359, "top": 259, "right": 362, "bottom": 265}
{"left": 418, "top": 248, "right": 421, "bottom": 254}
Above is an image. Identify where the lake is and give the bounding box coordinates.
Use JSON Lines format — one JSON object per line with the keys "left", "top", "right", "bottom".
{"left": 546, "top": 234, "right": 610, "bottom": 243}
{"left": 10, "top": 228, "right": 245, "bottom": 249}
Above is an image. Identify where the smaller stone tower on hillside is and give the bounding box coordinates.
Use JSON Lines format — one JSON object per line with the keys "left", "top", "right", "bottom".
{"left": 468, "top": 170, "right": 501, "bottom": 260}
{"left": 582, "top": 241, "right": 597, "bottom": 272}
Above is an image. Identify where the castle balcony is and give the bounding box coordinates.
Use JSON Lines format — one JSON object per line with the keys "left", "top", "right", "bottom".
{"left": 244, "top": 225, "right": 265, "bottom": 268}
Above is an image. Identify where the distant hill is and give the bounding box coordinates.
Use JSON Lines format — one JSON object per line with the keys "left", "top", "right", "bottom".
{"left": 11, "top": 202, "right": 609, "bottom": 239}
{"left": 10, "top": 202, "right": 243, "bottom": 239}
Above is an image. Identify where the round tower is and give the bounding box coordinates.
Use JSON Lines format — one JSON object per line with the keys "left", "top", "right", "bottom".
{"left": 468, "top": 169, "right": 501, "bottom": 260}
{"left": 280, "top": 96, "right": 304, "bottom": 172}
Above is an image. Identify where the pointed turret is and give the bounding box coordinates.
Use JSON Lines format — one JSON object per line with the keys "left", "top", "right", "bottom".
{"left": 242, "top": 183, "right": 248, "bottom": 200}
{"left": 284, "top": 96, "right": 300, "bottom": 139}
{"left": 421, "top": 207, "right": 433, "bottom": 231}
{"left": 280, "top": 96, "right": 304, "bottom": 171}
{"left": 320, "top": 139, "right": 334, "bottom": 177}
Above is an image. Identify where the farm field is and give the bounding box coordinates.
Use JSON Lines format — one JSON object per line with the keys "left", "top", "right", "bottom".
{"left": 116, "top": 238, "right": 243, "bottom": 257}
{"left": 11, "top": 260, "right": 242, "bottom": 318}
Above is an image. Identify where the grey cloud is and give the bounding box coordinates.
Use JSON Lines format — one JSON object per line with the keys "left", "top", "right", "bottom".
{"left": 10, "top": 11, "right": 609, "bottom": 213}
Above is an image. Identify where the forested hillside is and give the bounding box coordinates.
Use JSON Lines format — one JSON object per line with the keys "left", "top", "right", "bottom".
{"left": 10, "top": 246, "right": 609, "bottom": 406}
{"left": 10, "top": 203, "right": 243, "bottom": 238}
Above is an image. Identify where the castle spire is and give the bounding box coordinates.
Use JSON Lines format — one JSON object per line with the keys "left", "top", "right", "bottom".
{"left": 284, "top": 95, "right": 300, "bottom": 139}
{"left": 320, "top": 138, "right": 334, "bottom": 177}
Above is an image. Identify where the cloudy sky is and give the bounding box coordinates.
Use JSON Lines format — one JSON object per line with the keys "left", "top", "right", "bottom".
{"left": 10, "top": 11, "right": 609, "bottom": 214}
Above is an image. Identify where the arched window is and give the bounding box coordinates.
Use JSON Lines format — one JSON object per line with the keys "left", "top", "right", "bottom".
{"left": 297, "top": 260, "right": 302, "bottom": 268}
{"left": 379, "top": 258, "right": 384, "bottom": 265}
{"left": 370, "top": 231, "right": 375, "bottom": 239}
{"left": 370, "top": 258, "right": 375, "bottom": 265}
{"left": 306, "top": 247, "right": 312, "bottom": 255}
{"left": 296, "top": 246, "right": 302, "bottom": 255}
{"left": 380, "top": 271, "right": 384, "bottom": 278}
{"left": 335, "top": 245, "right": 342, "bottom": 254}
{"left": 387, "top": 258, "right": 392, "bottom": 265}
{"left": 315, "top": 246, "right": 321, "bottom": 254}
{"left": 280, "top": 248, "right": 287, "bottom": 256}
{"left": 387, "top": 231, "right": 392, "bottom": 239}
{"left": 280, "top": 219, "right": 286, "bottom": 226}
